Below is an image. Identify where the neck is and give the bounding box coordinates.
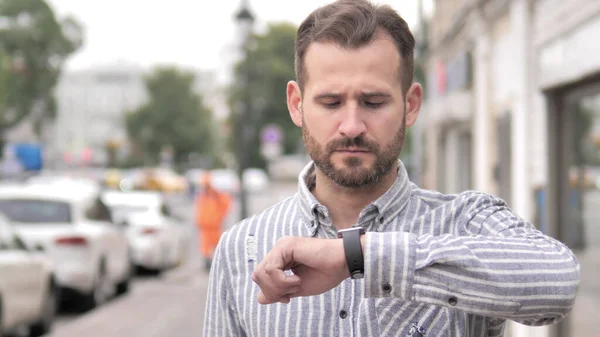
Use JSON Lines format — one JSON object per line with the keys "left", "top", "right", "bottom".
{"left": 312, "top": 162, "right": 399, "bottom": 230}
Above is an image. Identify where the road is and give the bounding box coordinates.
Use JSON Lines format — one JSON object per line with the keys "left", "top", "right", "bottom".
{"left": 41, "top": 181, "right": 297, "bottom": 337}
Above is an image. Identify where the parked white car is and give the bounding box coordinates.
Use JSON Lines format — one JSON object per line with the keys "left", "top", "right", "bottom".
{"left": 101, "top": 190, "right": 188, "bottom": 273}
{"left": 0, "top": 184, "right": 132, "bottom": 312}
{"left": 243, "top": 168, "right": 269, "bottom": 193}
{"left": 0, "top": 213, "right": 56, "bottom": 337}
{"left": 209, "top": 169, "right": 241, "bottom": 194}
{"left": 190, "top": 168, "right": 269, "bottom": 195}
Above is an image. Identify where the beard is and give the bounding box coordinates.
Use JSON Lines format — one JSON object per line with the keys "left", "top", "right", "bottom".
{"left": 302, "top": 111, "right": 406, "bottom": 189}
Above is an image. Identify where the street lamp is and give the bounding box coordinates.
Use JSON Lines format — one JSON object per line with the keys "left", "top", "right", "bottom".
{"left": 235, "top": 0, "right": 255, "bottom": 43}
{"left": 233, "top": 0, "right": 255, "bottom": 219}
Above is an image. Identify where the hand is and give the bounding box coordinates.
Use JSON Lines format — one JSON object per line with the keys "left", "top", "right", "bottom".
{"left": 251, "top": 236, "right": 350, "bottom": 305}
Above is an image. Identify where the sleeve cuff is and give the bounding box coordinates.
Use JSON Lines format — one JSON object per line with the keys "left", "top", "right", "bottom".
{"left": 364, "top": 231, "right": 416, "bottom": 300}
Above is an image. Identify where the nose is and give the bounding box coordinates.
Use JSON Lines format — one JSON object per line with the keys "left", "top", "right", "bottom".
{"left": 338, "top": 108, "right": 366, "bottom": 139}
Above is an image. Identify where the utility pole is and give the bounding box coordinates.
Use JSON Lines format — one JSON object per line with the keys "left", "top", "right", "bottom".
{"left": 412, "top": 0, "right": 426, "bottom": 185}
{"left": 233, "top": 0, "right": 255, "bottom": 219}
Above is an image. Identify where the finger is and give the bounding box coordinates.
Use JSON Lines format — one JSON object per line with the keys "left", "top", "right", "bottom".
{"left": 253, "top": 274, "right": 279, "bottom": 304}
{"left": 285, "top": 286, "right": 301, "bottom": 295}
{"left": 265, "top": 263, "right": 301, "bottom": 287}
{"left": 284, "top": 273, "right": 301, "bottom": 285}
{"left": 278, "top": 295, "right": 291, "bottom": 304}
{"left": 254, "top": 276, "right": 300, "bottom": 305}
{"left": 258, "top": 290, "right": 280, "bottom": 305}
{"left": 278, "top": 285, "right": 302, "bottom": 304}
{"left": 253, "top": 271, "right": 285, "bottom": 304}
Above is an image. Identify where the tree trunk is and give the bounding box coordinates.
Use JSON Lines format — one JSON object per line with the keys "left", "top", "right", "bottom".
{"left": 0, "top": 128, "right": 5, "bottom": 161}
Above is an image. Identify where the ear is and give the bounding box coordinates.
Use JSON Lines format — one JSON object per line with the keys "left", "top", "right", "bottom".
{"left": 287, "top": 81, "right": 303, "bottom": 127}
{"left": 404, "top": 83, "right": 422, "bottom": 128}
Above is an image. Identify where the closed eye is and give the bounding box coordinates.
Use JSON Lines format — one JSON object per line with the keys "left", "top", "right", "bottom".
{"left": 364, "top": 101, "right": 384, "bottom": 108}
{"left": 323, "top": 102, "right": 341, "bottom": 109}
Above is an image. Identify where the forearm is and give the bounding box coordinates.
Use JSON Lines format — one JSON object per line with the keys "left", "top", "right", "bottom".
{"left": 362, "top": 231, "right": 580, "bottom": 325}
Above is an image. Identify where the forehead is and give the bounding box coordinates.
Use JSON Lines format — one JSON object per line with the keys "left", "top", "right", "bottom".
{"left": 303, "top": 31, "right": 403, "bottom": 94}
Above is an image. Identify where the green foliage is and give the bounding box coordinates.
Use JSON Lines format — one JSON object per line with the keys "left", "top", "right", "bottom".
{"left": 126, "top": 67, "right": 217, "bottom": 167}
{"left": 0, "top": 50, "right": 8, "bottom": 117}
{"left": 229, "top": 22, "right": 300, "bottom": 169}
{"left": 0, "top": 0, "right": 82, "bottom": 137}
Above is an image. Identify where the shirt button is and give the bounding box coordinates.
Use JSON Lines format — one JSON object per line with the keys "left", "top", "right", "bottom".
{"left": 339, "top": 310, "right": 348, "bottom": 319}
{"left": 448, "top": 296, "right": 458, "bottom": 306}
{"left": 382, "top": 283, "right": 392, "bottom": 293}
{"left": 379, "top": 217, "right": 384, "bottom": 224}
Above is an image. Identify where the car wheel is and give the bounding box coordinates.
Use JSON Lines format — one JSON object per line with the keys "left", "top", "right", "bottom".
{"left": 29, "top": 282, "right": 57, "bottom": 337}
{"left": 116, "top": 261, "right": 133, "bottom": 296}
{"left": 204, "top": 258, "right": 212, "bottom": 272}
{"left": 79, "top": 262, "right": 109, "bottom": 312}
{"left": 0, "top": 296, "right": 4, "bottom": 337}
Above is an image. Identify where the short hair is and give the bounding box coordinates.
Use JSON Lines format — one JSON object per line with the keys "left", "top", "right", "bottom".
{"left": 295, "top": 0, "right": 415, "bottom": 94}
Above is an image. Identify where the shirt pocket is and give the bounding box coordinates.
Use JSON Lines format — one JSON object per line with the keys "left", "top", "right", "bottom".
{"left": 372, "top": 298, "right": 452, "bottom": 337}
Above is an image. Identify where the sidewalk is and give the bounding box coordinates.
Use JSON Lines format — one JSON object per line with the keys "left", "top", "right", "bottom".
{"left": 569, "top": 247, "right": 600, "bottom": 336}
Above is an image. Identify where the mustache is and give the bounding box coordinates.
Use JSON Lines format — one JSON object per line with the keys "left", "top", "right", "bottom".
{"left": 326, "top": 136, "right": 379, "bottom": 153}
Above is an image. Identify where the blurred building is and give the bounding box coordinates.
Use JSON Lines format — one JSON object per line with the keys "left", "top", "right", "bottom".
{"left": 423, "top": 0, "right": 530, "bottom": 204}
{"left": 52, "top": 62, "right": 217, "bottom": 167}
{"left": 421, "top": 0, "right": 600, "bottom": 336}
{"left": 53, "top": 61, "right": 146, "bottom": 167}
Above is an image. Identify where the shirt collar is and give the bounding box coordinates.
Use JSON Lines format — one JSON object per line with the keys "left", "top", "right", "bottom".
{"left": 296, "top": 160, "right": 412, "bottom": 234}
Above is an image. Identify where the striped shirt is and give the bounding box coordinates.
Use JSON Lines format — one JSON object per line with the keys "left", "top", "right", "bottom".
{"left": 203, "top": 161, "right": 580, "bottom": 337}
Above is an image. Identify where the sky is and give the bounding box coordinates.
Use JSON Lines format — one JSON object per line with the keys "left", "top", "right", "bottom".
{"left": 47, "top": 0, "right": 433, "bottom": 84}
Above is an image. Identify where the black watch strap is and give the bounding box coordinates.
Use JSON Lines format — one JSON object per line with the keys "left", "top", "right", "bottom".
{"left": 337, "top": 227, "right": 365, "bottom": 279}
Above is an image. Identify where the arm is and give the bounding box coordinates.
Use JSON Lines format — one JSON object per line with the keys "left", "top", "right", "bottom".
{"left": 203, "top": 234, "right": 246, "bottom": 336}
{"left": 364, "top": 194, "right": 580, "bottom": 326}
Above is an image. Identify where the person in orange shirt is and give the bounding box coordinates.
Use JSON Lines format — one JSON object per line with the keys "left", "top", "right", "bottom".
{"left": 195, "top": 172, "right": 232, "bottom": 271}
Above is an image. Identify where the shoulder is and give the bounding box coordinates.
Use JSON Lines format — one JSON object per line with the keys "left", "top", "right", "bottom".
{"left": 410, "top": 185, "right": 506, "bottom": 216}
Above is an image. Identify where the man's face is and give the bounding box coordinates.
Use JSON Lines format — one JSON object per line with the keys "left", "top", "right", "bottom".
{"left": 302, "top": 110, "right": 405, "bottom": 188}
{"left": 288, "top": 30, "right": 420, "bottom": 189}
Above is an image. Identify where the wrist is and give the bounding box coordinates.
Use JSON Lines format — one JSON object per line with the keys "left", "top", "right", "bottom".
{"left": 360, "top": 234, "right": 365, "bottom": 254}
{"left": 337, "top": 227, "right": 365, "bottom": 279}
{"left": 338, "top": 238, "right": 351, "bottom": 279}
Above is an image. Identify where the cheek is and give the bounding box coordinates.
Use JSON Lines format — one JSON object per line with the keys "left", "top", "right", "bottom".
{"left": 370, "top": 117, "right": 401, "bottom": 143}
{"left": 304, "top": 112, "right": 338, "bottom": 142}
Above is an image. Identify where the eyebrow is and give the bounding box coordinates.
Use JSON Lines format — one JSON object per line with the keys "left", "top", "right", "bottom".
{"left": 313, "top": 92, "right": 391, "bottom": 100}
{"left": 313, "top": 93, "right": 342, "bottom": 100}
{"left": 360, "top": 92, "right": 391, "bottom": 99}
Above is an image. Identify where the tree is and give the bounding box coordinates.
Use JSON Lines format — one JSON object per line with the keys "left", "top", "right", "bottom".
{"left": 0, "top": 0, "right": 83, "bottom": 154}
{"left": 0, "top": 50, "right": 8, "bottom": 121}
{"left": 229, "top": 22, "right": 300, "bottom": 169}
{"left": 126, "top": 67, "right": 217, "bottom": 167}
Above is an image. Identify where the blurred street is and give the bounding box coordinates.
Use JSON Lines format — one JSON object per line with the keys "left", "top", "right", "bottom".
{"left": 36, "top": 181, "right": 297, "bottom": 337}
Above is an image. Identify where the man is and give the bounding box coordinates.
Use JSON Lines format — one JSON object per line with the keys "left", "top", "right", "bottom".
{"left": 194, "top": 172, "right": 231, "bottom": 271}
{"left": 204, "top": 1, "right": 580, "bottom": 336}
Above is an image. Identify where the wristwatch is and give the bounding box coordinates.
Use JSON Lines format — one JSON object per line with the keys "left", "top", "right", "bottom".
{"left": 337, "top": 227, "right": 365, "bottom": 279}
